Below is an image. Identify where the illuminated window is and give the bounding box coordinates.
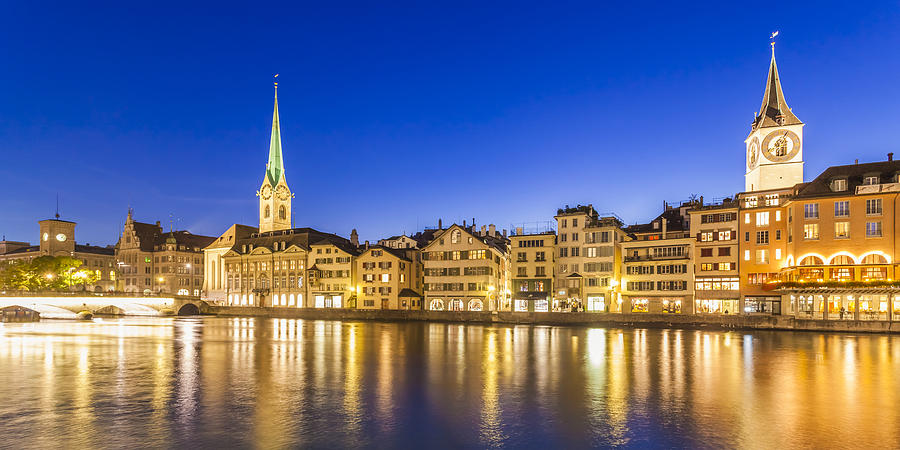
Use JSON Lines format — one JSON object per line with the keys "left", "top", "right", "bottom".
{"left": 744, "top": 250, "right": 750, "bottom": 261}
{"left": 835, "top": 222, "right": 850, "bottom": 239}
{"left": 775, "top": 210, "right": 781, "bottom": 221}
{"left": 775, "top": 249, "right": 781, "bottom": 260}
{"left": 803, "top": 224, "right": 819, "bottom": 240}
{"left": 756, "top": 249, "right": 769, "bottom": 264}
{"left": 756, "top": 212, "right": 769, "bottom": 227}
{"left": 381, "top": 273, "right": 390, "bottom": 282}
{"left": 744, "top": 213, "right": 750, "bottom": 224}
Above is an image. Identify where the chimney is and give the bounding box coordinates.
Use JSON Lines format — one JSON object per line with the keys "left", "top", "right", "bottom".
{"left": 855, "top": 159, "right": 859, "bottom": 164}
{"left": 502, "top": 229, "right": 507, "bottom": 238}
{"left": 699, "top": 195, "right": 704, "bottom": 206}
{"left": 155, "top": 220, "right": 161, "bottom": 227}
{"left": 661, "top": 218, "right": 667, "bottom": 237}
{"left": 364, "top": 240, "right": 369, "bottom": 250}
{"left": 463, "top": 220, "right": 467, "bottom": 228}
{"left": 481, "top": 225, "right": 487, "bottom": 236}
{"left": 516, "top": 226, "right": 524, "bottom": 235}
{"left": 438, "top": 218, "right": 442, "bottom": 229}
{"left": 889, "top": 152, "right": 894, "bottom": 162}
{"left": 489, "top": 224, "right": 496, "bottom": 237}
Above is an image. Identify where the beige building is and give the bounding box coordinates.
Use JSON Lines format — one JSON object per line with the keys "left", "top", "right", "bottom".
{"left": 116, "top": 210, "right": 215, "bottom": 296}
{"left": 509, "top": 231, "right": 555, "bottom": 312}
{"left": 553, "top": 205, "right": 626, "bottom": 312}
{"left": 356, "top": 246, "right": 422, "bottom": 309}
{"left": 309, "top": 241, "right": 358, "bottom": 308}
{"left": 689, "top": 199, "right": 740, "bottom": 314}
{"left": 0, "top": 217, "right": 116, "bottom": 292}
{"left": 202, "top": 224, "right": 257, "bottom": 302}
{"left": 776, "top": 159, "right": 900, "bottom": 321}
{"left": 621, "top": 204, "right": 695, "bottom": 314}
{"left": 422, "top": 224, "right": 509, "bottom": 312}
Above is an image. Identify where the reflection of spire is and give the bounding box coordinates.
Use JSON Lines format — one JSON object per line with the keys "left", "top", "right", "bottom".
{"left": 753, "top": 33, "right": 802, "bottom": 130}
{"left": 265, "top": 75, "right": 284, "bottom": 187}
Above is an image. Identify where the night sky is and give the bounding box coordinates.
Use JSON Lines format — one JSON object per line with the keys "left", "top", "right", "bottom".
{"left": 2, "top": 2, "right": 899, "bottom": 246}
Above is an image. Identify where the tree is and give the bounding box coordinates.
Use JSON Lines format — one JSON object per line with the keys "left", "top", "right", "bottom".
{"left": 0, "top": 256, "right": 90, "bottom": 291}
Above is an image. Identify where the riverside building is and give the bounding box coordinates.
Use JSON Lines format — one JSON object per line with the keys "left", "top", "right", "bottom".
{"left": 621, "top": 203, "right": 695, "bottom": 314}
{"left": 509, "top": 228, "right": 555, "bottom": 312}
{"left": 115, "top": 210, "right": 215, "bottom": 295}
{"left": 422, "top": 224, "right": 510, "bottom": 312}
{"left": 553, "top": 205, "right": 626, "bottom": 312}
{"left": 356, "top": 245, "right": 422, "bottom": 309}
{"left": 689, "top": 199, "right": 740, "bottom": 314}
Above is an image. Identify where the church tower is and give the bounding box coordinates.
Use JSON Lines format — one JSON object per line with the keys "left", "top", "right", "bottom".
{"left": 258, "top": 78, "right": 293, "bottom": 233}
{"left": 744, "top": 41, "right": 804, "bottom": 192}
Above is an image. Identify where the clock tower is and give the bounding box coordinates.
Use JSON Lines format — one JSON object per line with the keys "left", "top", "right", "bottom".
{"left": 744, "top": 43, "right": 804, "bottom": 192}
{"left": 258, "top": 79, "right": 293, "bottom": 233}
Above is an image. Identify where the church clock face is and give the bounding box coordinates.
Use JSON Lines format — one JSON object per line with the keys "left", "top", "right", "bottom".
{"left": 55, "top": 233, "right": 67, "bottom": 242}
{"left": 762, "top": 129, "right": 800, "bottom": 162}
{"left": 275, "top": 185, "right": 290, "bottom": 200}
{"left": 748, "top": 137, "right": 760, "bottom": 169}
{"left": 42, "top": 232, "right": 49, "bottom": 242}
{"left": 260, "top": 184, "right": 273, "bottom": 200}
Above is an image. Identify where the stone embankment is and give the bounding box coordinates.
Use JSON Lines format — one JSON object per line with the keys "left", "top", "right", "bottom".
{"left": 208, "top": 306, "right": 900, "bottom": 334}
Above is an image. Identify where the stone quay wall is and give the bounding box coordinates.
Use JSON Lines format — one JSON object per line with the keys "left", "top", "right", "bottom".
{"left": 207, "top": 306, "right": 900, "bottom": 334}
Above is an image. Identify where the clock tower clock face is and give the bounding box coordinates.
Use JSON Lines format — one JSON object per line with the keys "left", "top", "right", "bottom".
{"left": 42, "top": 232, "right": 49, "bottom": 242}
{"left": 55, "top": 233, "right": 67, "bottom": 242}
{"left": 748, "top": 137, "right": 760, "bottom": 169}
{"left": 260, "top": 184, "right": 273, "bottom": 200}
{"left": 275, "top": 185, "right": 290, "bottom": 200}
{"left": 762, "top": 129, "right": 801, "bottom": 162}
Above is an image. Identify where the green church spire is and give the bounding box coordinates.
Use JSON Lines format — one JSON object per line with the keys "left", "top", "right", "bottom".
{"left": 265, "top": 76, "right": 284, "bottom": 187}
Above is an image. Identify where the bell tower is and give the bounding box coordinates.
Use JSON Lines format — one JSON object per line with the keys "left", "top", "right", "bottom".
{"left": 258, "top": 76, "right": 293, "bottom": 233}
{"left": 745, "top": 35, "right": 804, "bottom": 192}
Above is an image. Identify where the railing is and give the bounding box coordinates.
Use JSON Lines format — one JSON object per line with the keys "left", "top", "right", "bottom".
{"left": 856, "top": 182, "right": 900, "bottom": 194}
{"left": 624, "top": 254, "right": 689, "bottom": 262}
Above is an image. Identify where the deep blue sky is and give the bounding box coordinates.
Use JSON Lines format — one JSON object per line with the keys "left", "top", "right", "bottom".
{"left": 2, "top": 2, "right": 899, "bottom": 246}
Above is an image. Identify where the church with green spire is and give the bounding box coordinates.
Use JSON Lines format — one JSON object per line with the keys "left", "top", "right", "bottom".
{"left": 257, "top": 79, "right": 293, "bottom": 233}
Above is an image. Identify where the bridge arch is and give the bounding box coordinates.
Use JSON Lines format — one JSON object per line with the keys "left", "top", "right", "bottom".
{"left": 177, "top": 303, "right": 201, "bottom": 316}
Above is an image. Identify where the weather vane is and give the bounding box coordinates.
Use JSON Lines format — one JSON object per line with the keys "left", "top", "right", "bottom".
{"left": 770, "top": 30, "right": 779, "bottom": 53}
{"left": 274, "top": 73, "right": 279, "bottom": 90}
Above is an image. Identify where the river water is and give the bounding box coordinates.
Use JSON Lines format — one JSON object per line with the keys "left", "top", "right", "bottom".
{"left": 1, "top": 317, "right": 899, "bottom": 449}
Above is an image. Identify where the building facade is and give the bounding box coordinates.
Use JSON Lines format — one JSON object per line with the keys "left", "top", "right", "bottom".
{"left": 116, "top": 210, "right": 215, "bottom": 296}
{"left": 621, "top": 205, "right": 695, "bottom": 314}
{"left": 356, "top": 246, "right": 421, "bottom": 309}
{"left": 422, "top": 224, "right": 509, "bottom": 312}
{"left": 689, "top": 200, "right": 740, "bottom": 314}
{"left": 553, "top": 205, "right": 626, "bottom": 312}
{"left": 509, "top": 231, "right": 555, "bottom": 312}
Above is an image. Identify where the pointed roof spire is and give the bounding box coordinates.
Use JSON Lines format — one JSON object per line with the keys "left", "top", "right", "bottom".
{"left": 266, "top": 74, "right": 284, "bottom": 187}
{"left": 753, "top": 34, "right": 802, "bottom": 130}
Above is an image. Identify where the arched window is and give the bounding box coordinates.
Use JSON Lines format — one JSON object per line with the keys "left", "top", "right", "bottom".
{"left": 799, "top": 255, "right": 824, "bottom": 266}
{"left": 829, "top": 255, "right": 854, "bottom": 265}
{"left": 862, "top": 253, "right": 888, "bottom": 264}
{"left": 279, "top": 205, "right": 286, "bottom": 220}
{"left": 467, "top": 299, "right": 484, "bottom": 311}
{"left": 429, "top": 299, "right": 444, "bottom": 311}
{"left": 264, "top": 205, "right": 270, "bottom": 218}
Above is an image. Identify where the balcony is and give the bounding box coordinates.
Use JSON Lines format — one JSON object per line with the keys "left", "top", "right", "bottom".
{"left": 624, "top": 254, "right": 689, "bottom": 262}
{"left": 856, "top": 182, "right": 900, "bottom": 194}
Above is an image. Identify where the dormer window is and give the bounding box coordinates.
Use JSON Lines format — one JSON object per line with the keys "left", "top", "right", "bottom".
{"left": 863, "top": 175, "right": 880, "bottom": 186}
{"left": 652, "top": 221, "right": 660, "bottom": 230}
{"left": 832, "top": 178, "right": 848, "bottom": 192}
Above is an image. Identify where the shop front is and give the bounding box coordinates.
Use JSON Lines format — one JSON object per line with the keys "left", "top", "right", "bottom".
{"left": 314, "top": 293, "right": 343, "bottom": 308}
{"left": 789, "top": 290, "right": 899, "bottom": 321}
{"left": 513, "top": 291, "right": 551, "bottom": 312}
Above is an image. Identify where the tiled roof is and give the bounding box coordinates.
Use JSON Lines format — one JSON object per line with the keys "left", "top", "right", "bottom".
{"left": 233, "top": 227, "right": 355, "bottom": 255}
{"left": 794, "top": 160, "right": 900, "bottom": 198}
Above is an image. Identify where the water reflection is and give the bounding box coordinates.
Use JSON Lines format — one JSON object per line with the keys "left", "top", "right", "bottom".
{"left": 0, "top": 318, "right": 899, "bottom": 448}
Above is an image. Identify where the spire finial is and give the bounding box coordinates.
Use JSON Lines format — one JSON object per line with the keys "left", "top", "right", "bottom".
{"left": 274, "top": 73, "right": 279, "bottom": 93}
{"left": 55, "top": 193, "right": 60, "bottom": 219}
{"left": 770, "top": 31, "right": 779, "bottom": 56}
